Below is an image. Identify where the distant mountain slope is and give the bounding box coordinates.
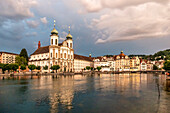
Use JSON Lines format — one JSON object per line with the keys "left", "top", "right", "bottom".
{"left": 128, "top": 49, "right": 170, "bottom": 60}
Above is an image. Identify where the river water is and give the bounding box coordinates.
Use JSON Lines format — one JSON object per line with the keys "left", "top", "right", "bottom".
{"left": 0, "top": 73, "right": 170, "bottom": 113}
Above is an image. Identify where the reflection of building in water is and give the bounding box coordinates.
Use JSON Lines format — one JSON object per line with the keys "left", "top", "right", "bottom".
{"left": 97, "top": 73, "right": 150, "bottom": 97}
{"left": 49, "top": 76, "right": 75, "bottom": 113}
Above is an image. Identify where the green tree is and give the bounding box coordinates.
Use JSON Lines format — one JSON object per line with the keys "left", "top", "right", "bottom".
{"left": 43, "top": 65, "right": 48, "bottom": 70}
{"left": 163, "top": 61, "right": 170, "bottom": 71}
{"left": 90, "top": 67, "right": 94, "bottom": 71}
{"left": 7, "top": 64, "right": 12, "bottom": 73}
{"left": 11, "top": 64, "right": 19, "bottom": 72}
{"left": 0, "top": 63, "right": 4, "bottom": 69}
{"left": 28, "top": 65, "right": 36, "bottom": 74}
{"left": 1, "top": 64, "right": 7, "bottom": 74}
{"left": 36, "top": 66, "right": 41, "bottom": 70}
{"left": 20, "top": 48, "right": 28, "bottom": 64}
{"left": 20, "top": 65, "right": 26, "bottom": 70}
{"left": 97, "top": 66, "right": 101, "bottom": 71}
{"left": 153, "top": 65, "right": 158, "bottom": 70}
{"left": 16, "top": 56, "right": 27, "bottom": 66}
{"left": 50, "top": 65, "right": 60, "bottom": 73}
{"left": 86, "top": 66, "right": 90, "bottom": 70}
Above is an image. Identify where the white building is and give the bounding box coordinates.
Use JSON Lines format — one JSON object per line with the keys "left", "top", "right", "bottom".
{"left": 29, "top": 21, "right": 93, "bottom": 72}
{"left": 29, "top": 22, "right": 74, "bottom": 72}
{"left": 0, "top": 52, "right": 18, "bottom": 64}
{"left": 74, "top": 54, "right": 93, "bottom": 72}
{"left": 140, "top": 60, "right": 147, "bottom": 71}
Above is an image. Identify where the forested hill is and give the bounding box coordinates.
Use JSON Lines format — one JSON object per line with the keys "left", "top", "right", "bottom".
{"left": 128, "top": 49, "right": 170, "bottom": 60}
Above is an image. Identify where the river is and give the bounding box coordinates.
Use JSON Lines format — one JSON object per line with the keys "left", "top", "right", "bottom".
{"left": 0, "top": 73, "right": 170, "bottom": 113}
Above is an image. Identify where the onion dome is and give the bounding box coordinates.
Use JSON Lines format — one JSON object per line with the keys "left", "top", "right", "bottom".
{"left": 66, "top": 33, "right": 72, "bottom": 39}
{"left": 51, "top": 20, "right": 58, "bottom": 35}
{"left": 119, "top": 51, "right": 126, "bottom": 57}
{"left": 51, "top": 28, "right": 58, "bottom": 35}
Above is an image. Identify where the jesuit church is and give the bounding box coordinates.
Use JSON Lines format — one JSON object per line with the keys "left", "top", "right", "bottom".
{"left": 28, "top": 21, "right": 93, "bottom": 72}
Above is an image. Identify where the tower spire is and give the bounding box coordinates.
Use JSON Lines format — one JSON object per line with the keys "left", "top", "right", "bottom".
{"left": 54, "top": 20, "right": 56, "bottom": 28}
{"left": 68, "top": 25, "right": 70, "bottom": 34}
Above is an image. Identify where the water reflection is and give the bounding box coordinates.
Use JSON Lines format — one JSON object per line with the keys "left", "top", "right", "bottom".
{"left": 0, "top": 74, "right": 170, "bottom": 113}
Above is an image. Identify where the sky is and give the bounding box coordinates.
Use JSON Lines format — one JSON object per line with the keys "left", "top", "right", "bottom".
{"left": 1, "top": 0, "right": 170, "bottom": 57}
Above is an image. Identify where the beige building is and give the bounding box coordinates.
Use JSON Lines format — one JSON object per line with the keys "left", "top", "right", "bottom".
{"left": 0, "top": 52, "right": 18, "bottom": 64}
{"left": 114, "top": 51, "right": 130, "bottom": 71}
{"left": 74, "top": 54, "right": 93, "bottom": 72}
{"left": 130, "top": 56, "right": 140, "bottom": 71}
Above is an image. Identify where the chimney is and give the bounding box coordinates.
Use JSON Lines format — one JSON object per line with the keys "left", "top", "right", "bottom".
{"left": 38, "top": 41, "right": 41, "bottom": 49}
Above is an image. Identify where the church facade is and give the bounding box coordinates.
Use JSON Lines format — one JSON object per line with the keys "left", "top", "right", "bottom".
{"left": 29, "top": 23, "right": 74, "bottom": 72}
{"left": 29, "top": 22, "right": 93, "bottom": 72}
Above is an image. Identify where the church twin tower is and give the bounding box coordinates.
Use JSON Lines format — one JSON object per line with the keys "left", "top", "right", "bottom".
{"left": 50, "top": 20, "right": 73, "bottom": 48}
{"left": 49, "top": 20, "right": 74, "bottom": 72}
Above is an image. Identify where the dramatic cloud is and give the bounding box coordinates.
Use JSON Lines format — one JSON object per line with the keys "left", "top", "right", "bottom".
{"left": 26, "top": 20, "right": 39, "bottom": 28}
{"left": 25, "top": 32, "right": 37, "bottom": 37}
{"left": 85, "top": 2, "right": 170, "bottom": 43}
{"left": 40, "top": 17, "right": 48, "bottom": 24}
{"left": 0, "top": 22, "right": 25, "bottom": 40}
{"left": 1, "top": 0, "right": 170, "bottom": 56}
{"left": 0, "top": 0, "right": 37, "bottom": 21}
{"left": 78, "top": 0, "right": 169, "bottom": 12}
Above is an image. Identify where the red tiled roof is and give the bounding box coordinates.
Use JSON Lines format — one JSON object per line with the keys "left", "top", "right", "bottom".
{"left": 31, "top": 46, "right": 49, "bottom": 55}
{"left": 74, "top": 54, "right": 93, "bottom": 62}
{"left": 58, "top": 43, "right": 62, "bottom": 46}
{"left": 0, "top": 51, "right": 18, "bottom": 55}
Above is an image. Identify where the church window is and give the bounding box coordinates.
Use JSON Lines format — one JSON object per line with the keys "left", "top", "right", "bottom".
{"left": 55, "top": 39, "right": 57, "bottom": 45}
{"left": 56, "top": 53, "right": 57, "bottom": 58}
{"left": 70, "top": 43, "right": 72, "bottom": 48}
{"left": 64, "top": 53, "right": 66, "bottom": 58}
{"left": 51, "top": 39, "right": 53, "bottom": 45}
{"left": 51, "top": 53, "right": 52, "bottom": 58}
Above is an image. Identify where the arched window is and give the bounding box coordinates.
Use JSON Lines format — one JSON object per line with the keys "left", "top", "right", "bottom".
{"left": 64, "top": 53, "right": 66, "bottom": 58}
{"left": 55, "top": 39, "right": 57, "bottom": 45}
{"left": 56, "top": 53, "right": 57, "bottom": 58}
{"left": 70, "top": 43, "right": 72, "bottom": 48}
{"left": 51, "top": 39, "right": 53, "bottom": 45}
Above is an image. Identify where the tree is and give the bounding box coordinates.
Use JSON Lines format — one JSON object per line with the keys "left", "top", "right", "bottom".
{"left": 20, "top": 65, "right": 26, "bottom": 70}
{"left": 15, "top": 56, "right": 27, "bottom": 66}
{"left": 97, "top": 66, "right": 101, "bottom": 71}
{"left": 50, "top": 65, "right": 60, "bottom": 73}
{"left": 163, "top": 61, "right": 170, "bottom": 71}
{"left": 20, "top": 48, "right": 28, "bottom": 64}
{"left": 0, "top": 63, "right": 4, "bottom": 69}
{"left": 7, "top": 64, "right": 12, "bottom": 73}
{"left": 43, "top": 65, "right": 48, "bottom": 70}
{"left": 1, "top": 64, "right": 7, "bottom": 74}
{"left": 10, "top": 64, "right": 19, "bottom": 72}
{"left": 153, "top": 65, "right": 158, "bottom": 70}
{"left": 36, "top": 66, "right": 41, "bottom": 70}
{"left": 86, "top": 66, "right": 90, "bottom": 70}
{"left": 90, "top": 67, "right": 94, "bottom": 71}
{"left": 28, "top": 65, "right": 36, "bottom": 74}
